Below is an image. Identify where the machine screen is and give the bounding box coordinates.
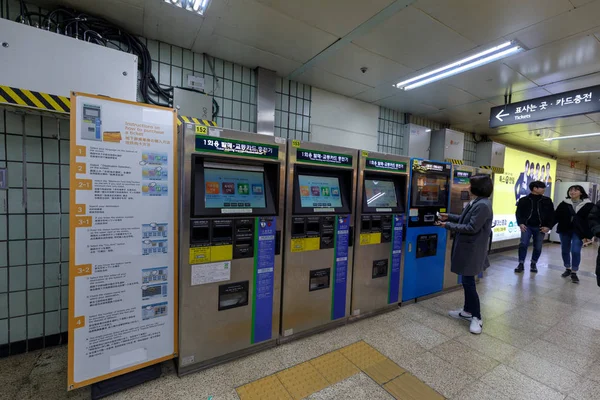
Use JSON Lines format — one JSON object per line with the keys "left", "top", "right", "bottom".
{"left": 204, "top": 168, "right": 266, "bottom": 209}
{"left": 298, "top": 175, "right": 342, "bottom": 208}
{"left": 364, "top": 179, "right": 398, "bottom": 208}
{"left": 85, "top": 109, "right": 99, "bottom": 117}
{"left": 411, "top": 173, "right": 448, "bottom": 207}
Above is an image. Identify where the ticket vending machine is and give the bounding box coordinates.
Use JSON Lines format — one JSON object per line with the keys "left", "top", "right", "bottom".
{"left": 442, "top": 166, "right": 492, "bottom": 290}
{"left": 402, "top": 159, "right": 452, "bottom": 302}
{"left": 280, "top": 142, "right": 357, "bottom": 340}
{"left": 177, "top": 124, "right": 285, "bottom": 375}
{"left": 351, "top": 151, "right": 409, "bottom": 318}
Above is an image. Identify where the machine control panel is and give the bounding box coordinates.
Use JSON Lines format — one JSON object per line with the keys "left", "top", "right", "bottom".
{"left": 360, "top": 215, "right": 393, "bottom": 244}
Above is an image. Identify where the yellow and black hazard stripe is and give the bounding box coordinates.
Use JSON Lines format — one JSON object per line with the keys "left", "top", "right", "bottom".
{"left": 446, "top": 158, "right": 464, "bottom": 165}
{"left": 0, "top": 85, "right": 70, "bottom": 114}
{"left": 479, "top": 165, "right": 504, "bottom": 174}
{"left": 177, "top": 115, "right": 217, "bottom": 127}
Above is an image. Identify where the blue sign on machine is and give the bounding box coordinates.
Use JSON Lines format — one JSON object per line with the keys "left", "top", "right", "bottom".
{"left": 388, "top": 214, "right": 404, "bottom": 304}
{"left": 252, "top": 217, "right": 276, "bottom": 343}
{"left": 332, "top": 215, "right": 350, "bottom": 320}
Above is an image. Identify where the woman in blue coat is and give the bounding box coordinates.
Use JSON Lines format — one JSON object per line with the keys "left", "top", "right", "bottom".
{"left": 436, "top": 174, "right": 494, "bottom": 334}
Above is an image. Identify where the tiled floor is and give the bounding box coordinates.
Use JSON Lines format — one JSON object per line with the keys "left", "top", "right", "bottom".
{"left": 1, "top": 243, "right": 599, "bottom": 399}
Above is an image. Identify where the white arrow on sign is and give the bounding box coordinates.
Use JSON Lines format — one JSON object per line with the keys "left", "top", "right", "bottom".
{"left": 496, "top": 109, "right": 510, "bottom": 122}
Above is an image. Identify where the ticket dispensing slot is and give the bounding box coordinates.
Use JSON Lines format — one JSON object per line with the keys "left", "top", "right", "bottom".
{"left": 218, "top": 281, "right": 249, "bottom": 311}
{"left": 309, "top": 268, "right": 330, "bottom": 291}
{"left": 361, "top": 216, "right": 371, "bottom": 232}
{"left": 234, "top": 219, "right": 254, "bottom": 259}
{"left": 372, "top": 259, "right": 388, "bottom": 279}
{"left": 211, "top": 220, "right": 233, "bottom": 244}
{"left": 320, "top": 216, "right": 335, "bottom": 249}
{"left": 191, "top": 220, "right": 210, "bottom": 245}
{"left": 381, "top": 215, "right": 392, "bottom": 243}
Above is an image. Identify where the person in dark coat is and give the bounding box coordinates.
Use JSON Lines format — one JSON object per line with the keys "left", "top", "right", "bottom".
{"left": 589, "top": 200, "right": 600, "bottom": 287}
{"left": 554, "top": 185, "right": 594, "bottom": 283}
{"left": 515, "top": 181, "right": 555, "bottom": 273}
{"left": 436, "top": 175, "right": 493, "bottom": 335}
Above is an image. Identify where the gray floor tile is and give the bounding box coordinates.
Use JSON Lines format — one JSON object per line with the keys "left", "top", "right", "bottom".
{"left": 481, "top": 365, "right": 565, "bottom": 400}
{"left": 584, "top": 361, "right": 600, "bottom": 383}
{"left": 400, "top": 351, "right": 474, "bottom": 398}
{"left": 507, "top": 350, "right": 583, "bottom": 394}
{"left": 568, "top": 378, "right": 600, "bottom": 400}
{"left": 567, "top": 308, "right": 600, "bottom": 331}
{"left": 365, "top": 329, "right": 428, "bottom": 366}
{"left": 449, "top": 380, "right": 512, "bottom": 400}
{"left": 456, "top": 332, "right": 520, "bottom": 362}
{"left": 273, "top": 335, "right": 333, "bottom": 368}
{"left": 524, "top": 339, "right": 596, "bottom": 375}
{"left": 431, "top": 340, "right": 499, "bottom": 379}
{"left": 542, "top": 327, "right": 600, "bottom": 359}
{"left": 307, "top": 372, "right": 393, "bottom": 400}
{"left": 390, "top": 319, "right": 451, "bottom": 350}
{"left": 481, "top": 319, "right": 539, "bottom": 349}
{"left": 395, "top": 303, "right": 470, "bottom": 338}
{"left": 490, "top": 309, "right": 555, "bottom": 336}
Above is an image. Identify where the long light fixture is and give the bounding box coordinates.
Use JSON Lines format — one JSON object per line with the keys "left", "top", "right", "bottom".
{"left": 577, "top": 149, "right": 600, "bottom": 153}
{"left": 395, "top": 41, "right": 524, "bottom": 90}
{"left": 165, "top": 0, "right": 211, "bottom": 15}
{"left": 543, "top": 132, "right": 600, "bottom": 141}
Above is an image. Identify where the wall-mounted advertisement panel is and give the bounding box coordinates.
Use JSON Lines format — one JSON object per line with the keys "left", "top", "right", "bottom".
{"left": 68, "top": 93, "right": 178, "bottom": 390}
{"left": 491, "top": 147, "right": 556, "bottom": 242}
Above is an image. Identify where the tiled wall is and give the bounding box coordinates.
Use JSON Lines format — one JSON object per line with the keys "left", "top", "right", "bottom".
{"left": 0, "top": 111, "right": 70, "bottom": 356}
{"left": 275, "top": 78, "right": 312, "bottom": 140}
{"left": 377, "top": 107, "right": 405, "bottom": 155}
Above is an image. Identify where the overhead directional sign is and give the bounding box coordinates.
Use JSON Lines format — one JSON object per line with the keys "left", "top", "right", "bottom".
{"left": 489, "top": 85, "right": 600, "bottom": 128}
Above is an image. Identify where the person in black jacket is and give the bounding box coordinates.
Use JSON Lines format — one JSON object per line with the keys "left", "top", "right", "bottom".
{"left": 589, "top": 200, "right": 600, "bottom": 287}
{"left": 515, "top": 181, "right": 555, "bottom": 273}
{"left": 554, "top": 185, "right": 594, "bottom": 283}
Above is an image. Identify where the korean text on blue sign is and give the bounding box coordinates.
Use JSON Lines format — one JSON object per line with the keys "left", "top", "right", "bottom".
{"left": 195, "top": 137, "right": 279, "bottom": 159}
{"left": 489, "top": 84, "right": 600, "bottom": 128}
{"left": 297, "top": 148, "right": 353, "bottom": 166}
{"left": 366, "top": 158, "right": 407, "bottom": 172}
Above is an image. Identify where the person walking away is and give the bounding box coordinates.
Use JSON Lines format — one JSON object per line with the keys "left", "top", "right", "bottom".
{"left": 436, "top": 175, "right": 494, "bottom": 334}
{"left": 515, "top": 181, "right": 555, "bottom": 273}
{"left": 589, "top": 200, "right": 600, "bottom": 287}
{"left": 554, "top": 185, "right": 594, "bottom": 283}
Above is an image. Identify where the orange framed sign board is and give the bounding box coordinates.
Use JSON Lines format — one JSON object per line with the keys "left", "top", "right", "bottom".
{"left": 68, "top": 93, "right": 178, "bottom": 390}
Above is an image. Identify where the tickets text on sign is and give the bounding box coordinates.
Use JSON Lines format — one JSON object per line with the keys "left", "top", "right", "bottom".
{"left": 201, "top": 138, "right": 274, "bottom": 156}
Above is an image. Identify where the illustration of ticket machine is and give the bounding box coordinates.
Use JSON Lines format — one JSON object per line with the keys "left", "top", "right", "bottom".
{"left": 177, "top": 124, "right": 285, "bottom": 375}
{"left": 442, "top": 165, "right": 492, "bottom": 290}
{"left": 402, "top": 159, "right": 451, "bottom": 302}
{"left": 351, "top": 151, "right": 409, "bottom": 318}
{"left": 280, "top": 142, "right": 357, "bottom": 340}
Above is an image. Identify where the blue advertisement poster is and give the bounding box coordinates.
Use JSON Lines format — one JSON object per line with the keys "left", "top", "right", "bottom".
{"left": 252, "top": 217, "right": 276, "bottom": 343}
{"left": 388, "top": 214, "right": 404, "bottom": 304}
{"left": 331, "top": 215, "right": 350, "bottom": 320}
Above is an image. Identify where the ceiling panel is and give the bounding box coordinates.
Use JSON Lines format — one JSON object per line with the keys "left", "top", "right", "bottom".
{"left": 451, "top": 122, "right": 496, "bottom": 136}
{"left": 487, "top": 87, "right": 553, "bottom": 106}
{"left": 255, "top": 0, "right": 396, "bottom": 37}
{"left": 551, "top": 121, "right": 600, "bottom": 134}
{"left": 542, "top": 72, "right": 600, "bottom": 94}
{"left": 143, "top": 1, "right": 204, "bottom": 49}
{"left": 414, "top": 0, "right": 573, "bottom": 45}
{"left": 404, "top": 83, "right": 480, "bottom": 110}
{"left": 353, "top": 6, "right": 476, "bottom": 70}
{"left": 353, "top": 83, "right": 399, "bottom": 103}
{"left": 586, "top": 112, "right": 600, "bottom": 122}
{"left": 374, "top": 95, "right": 440, "bottom": 116}
{"left": 192, "top": 34, "right": 302, "bottom": 77}
{"left": 570, "top": 0, "right": 598, "bottom": 6}
{"left": 425, "top": 100, "right": 496, "bottom": 125}
{"left": 508, "top": 1, "right": 600, "bottom": 49}
{"left": 504, "top": 33, "right": 600, "bottom": 86}
{"left": 211, "top": 0, "right": 337, "bottom": 64}
{"left": 54, "top": 0, "right": 145, "bottom": 36}
{"left": 317, "top": 44, "right": 413, "bottom": 87}
{"left": 443, "top": 62, "right": 537, "bottom": 100}
{"left": 493, "top": 115, "right": 594, "bottom": 134}
{"left": 295, "top": 67, "right": 372, "bottom": 98}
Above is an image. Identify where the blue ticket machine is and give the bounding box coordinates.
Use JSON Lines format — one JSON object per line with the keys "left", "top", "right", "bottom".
{"left": 402, "top": 159, "right": 451, "bottom": 302}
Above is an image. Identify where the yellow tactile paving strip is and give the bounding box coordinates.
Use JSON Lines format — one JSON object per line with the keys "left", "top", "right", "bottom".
{"left": 236, "top": 340, "right": 445, "bottom": 400}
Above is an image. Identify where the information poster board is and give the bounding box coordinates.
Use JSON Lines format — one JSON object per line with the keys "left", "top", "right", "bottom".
{"left": 491, "top": 147, "right": 556, "bottom": 242}
{"left": 68, "top": 93, "right": 178, "bottom": 390}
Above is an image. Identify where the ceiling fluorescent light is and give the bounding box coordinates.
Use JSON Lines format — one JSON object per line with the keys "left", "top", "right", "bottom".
{"left": 165, "top": 0, "right": 211, "bottom": 15}
{"left": 577, "top": 150, "right": 600, "bottom": 153}
{"left": 543, "top": 132, "right": 600, "bottom": 141}
{"left": 396, "top": 41, "right": 523, "bottom": 90}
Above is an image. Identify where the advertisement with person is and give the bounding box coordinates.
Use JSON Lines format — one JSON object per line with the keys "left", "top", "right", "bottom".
{"left": 492, "top": 147, "right": 556, "bottom": 242}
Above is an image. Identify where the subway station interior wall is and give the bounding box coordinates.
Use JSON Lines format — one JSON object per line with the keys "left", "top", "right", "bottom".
{"left": 310, "top": 88, "right": 379, "bottom": 151}
{"left": 555, "top": 159, "right": 588, "bottom": 182}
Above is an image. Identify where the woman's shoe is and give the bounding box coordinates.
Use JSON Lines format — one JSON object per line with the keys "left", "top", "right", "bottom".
{"left": 470, "top": 317, "right": 483, "bottom": 334}
{"left": 571, "top": 273, "right": 580, "bottom": 283}
{"left": 561, "top": 269, "right": 572, "bottom": 278}
{"left": 448, "top": 309, "right": 473, "bottom": 321}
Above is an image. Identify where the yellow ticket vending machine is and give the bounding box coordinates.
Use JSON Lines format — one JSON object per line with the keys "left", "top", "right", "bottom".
{"left": 280, "top": 141, "right": 357, "bottom": 340}
{"left": 177, "top": 124, "right": 286, "bottom": 375}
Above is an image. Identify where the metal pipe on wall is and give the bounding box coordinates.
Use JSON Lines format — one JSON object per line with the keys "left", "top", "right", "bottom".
{"left": 256, "top": 68, "right": 276, "bottom": 136}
